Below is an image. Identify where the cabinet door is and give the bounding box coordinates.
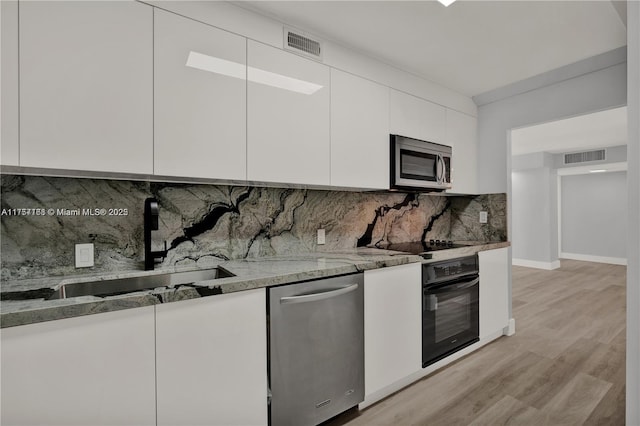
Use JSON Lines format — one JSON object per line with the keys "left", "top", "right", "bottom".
{"left": 1, "top": 0, "right": 19, "bottom": 166}
{"left": 247, "top": 41, "right": 330, "bottom": 186}
{"left": 446, "top": 109, "right": 478, "bottom": 194}
{"left": 331, "top": 69, "right": 389, "bottom": 189}
{"left": 0, "top": 307, "right": 156, "bottom": 426}
{"left": 479, "top": 247, "right": 510, "bottom": 339}
{"left": 154, "top": 10, "right": 247, "bottom": 180}
{"left": 364, "top": 263, "right": 422, "bottom": 399}
{"left": 156, "top": 289, "right": 268, "bottom": 426}
{"left": 19, "top": 1, "right": 153, "bottom": 174}
{"left": 389, "top": 89, "right": 446, "bottom": 144}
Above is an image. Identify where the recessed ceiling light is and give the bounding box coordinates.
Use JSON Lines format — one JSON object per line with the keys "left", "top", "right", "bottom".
{"left": 589, "top": 169, "right": 607, "bottom": 173}
{"left": 437, "top": 0, "right": 457, "bottom": 7}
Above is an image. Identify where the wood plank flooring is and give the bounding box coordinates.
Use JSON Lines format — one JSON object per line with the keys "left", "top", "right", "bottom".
{"left": 326, "top": 260, "right": 626, "bottom": 426}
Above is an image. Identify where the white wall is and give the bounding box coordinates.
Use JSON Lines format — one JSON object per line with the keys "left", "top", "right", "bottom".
{"left": 561, "top": 171, "right": 627, "bottom": 263}
{"left": 476, "top": 49, "right": 627, "bottom": 195}
{"left": 627, "top": 1, "right": 640, "bottom": 423}
{"left": 511, "top": 161, "right": 559, "bottom": 269}
{"left": 475, "top": 48, "right": 627, "bottom": 322}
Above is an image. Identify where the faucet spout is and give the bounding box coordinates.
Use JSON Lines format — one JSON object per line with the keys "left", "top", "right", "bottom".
{"left": 144, "top": 197, "right": 167, "bottom": 270}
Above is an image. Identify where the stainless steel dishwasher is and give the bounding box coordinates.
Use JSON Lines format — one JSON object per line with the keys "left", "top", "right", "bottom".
{"left": 268, "top": 273, "right": 364, "bottom": 426}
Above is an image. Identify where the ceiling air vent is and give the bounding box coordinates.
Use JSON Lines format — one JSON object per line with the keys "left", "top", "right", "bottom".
{"left": 563, "top": 149, "right": 606, "bottom": 164}
{"left": 284, "top": 27, "right": 323, "bottom": 61}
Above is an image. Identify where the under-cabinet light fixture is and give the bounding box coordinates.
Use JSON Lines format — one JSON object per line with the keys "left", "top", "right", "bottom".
{"left": 589, "top": 169, "right": 607, "bottom": 173}
{"left": 185, "top": 51, "right": 323, "bottom": 95}
{"left": 437, "top": 0, "right": 457, "bottom": 7}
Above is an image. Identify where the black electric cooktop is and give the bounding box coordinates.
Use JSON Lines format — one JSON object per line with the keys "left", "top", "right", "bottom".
{"left": 381, "top": 240, "right": 467, "bottom": 257}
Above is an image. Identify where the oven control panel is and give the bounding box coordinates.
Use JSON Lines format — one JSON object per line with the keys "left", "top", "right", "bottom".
{"left": 423, "top": 255, "right": 479, "bottom": 284}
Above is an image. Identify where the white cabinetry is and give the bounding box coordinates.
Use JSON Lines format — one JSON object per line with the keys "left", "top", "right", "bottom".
{"left": 363, "top": 263, "right": 422, "bottom": 403}
{"left": 154, "top": 9, "right": 247, "bottom": 180}
{"left": 446, "top": 109, "right": 478, "bottom": 194}
{"left": 331, "top": 69, "right": 389, "bottom": 189}
{"left": 156, "top": 289, "right": 268, "bottom": 426}
{"left": 1, "top": 0, "right": 19, "bottom": 166}
{"left": 389, "top": 89, "right": 446, "bottom": 144}
{"left": 18, "top": 1, "right": 153, "bottom": 174}
{"left": 0, "top": 307, "right": 156, "bottom": 426}
{"left": 479, "top": 247, "right": 510, "bottom": 339}
{"left": 247, "top": 40, "right": 330, "bottom": 186}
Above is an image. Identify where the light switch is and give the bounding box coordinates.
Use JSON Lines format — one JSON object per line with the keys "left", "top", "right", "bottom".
{"left": 75, "top": 243, "right": 94, "bottom": 268}
{"left": 317, "top": 229, "right": 326, "bottom": 245}
{"left": 479, "top": 211, "right": 488, "bottom": 224}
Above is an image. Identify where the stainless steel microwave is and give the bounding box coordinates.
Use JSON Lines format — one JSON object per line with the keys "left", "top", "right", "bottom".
{"left": 390, "top": 134, "right": 452, "bottom": 191}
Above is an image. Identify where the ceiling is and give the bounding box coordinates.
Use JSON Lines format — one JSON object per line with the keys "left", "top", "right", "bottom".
{"left": 510, "top": 106, "right": 628, "bottom": 156}
{"left": 235, "top": 1, "right": 627, "bottom": 97}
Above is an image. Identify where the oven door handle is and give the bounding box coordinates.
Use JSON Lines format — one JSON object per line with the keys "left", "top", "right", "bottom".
{"left": 426, "top": 277, "right": 479, "bottom": 295}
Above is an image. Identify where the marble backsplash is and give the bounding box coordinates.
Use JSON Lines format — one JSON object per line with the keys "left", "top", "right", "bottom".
{"left": 0, "top": 175, "right": 506, "bottom": 280}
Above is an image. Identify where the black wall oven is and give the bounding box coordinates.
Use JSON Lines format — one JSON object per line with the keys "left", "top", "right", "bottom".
{"left": 422, "top": 255, "right": 479, "bottom": 368}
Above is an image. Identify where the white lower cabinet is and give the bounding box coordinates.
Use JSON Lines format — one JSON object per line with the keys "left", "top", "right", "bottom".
{"left": 155, "top": 289, "right": 268, "bottom": 426}
{"left": 363, "top": 263, "right": 422, "bottom": 401}
{"left": 479, "top": 247, "right": 510, "bottom": 339}
{"left": 0, "top": 307, "right": 156, "bottom": 426}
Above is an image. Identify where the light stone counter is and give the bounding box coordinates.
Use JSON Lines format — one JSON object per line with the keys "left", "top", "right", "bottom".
{"left": 1, "top": 243, "right": 509, "bottom": 328}
{"left": 421, "top": 241, "right": 511, "bottom": 262}
{"left": 0, "top": 249, "right": 422, "bottom": 328}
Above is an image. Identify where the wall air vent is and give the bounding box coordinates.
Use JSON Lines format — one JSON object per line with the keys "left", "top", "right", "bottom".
{"left": 563, "top": 149, "right": 606, "bottom": 164}
{"left": 284, "top": 27, "right": 323, "bottom": 61}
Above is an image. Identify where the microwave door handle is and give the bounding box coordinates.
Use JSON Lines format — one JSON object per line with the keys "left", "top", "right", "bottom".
{"left": 441, "top": 155, "right": 447, "bottom": 184}
{"left": 436, "top": 154, "right": 443, "bottom": 183}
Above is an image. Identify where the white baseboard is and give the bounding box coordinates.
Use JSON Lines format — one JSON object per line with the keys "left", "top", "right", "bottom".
{"left": 504, "top": 318, "right": 516, "bottom": 336}
{"left": 512, "top": 258, "right": 561, "bottom": 270}
{"left": 560, "top": 252, "right": 627, "bottom": 266}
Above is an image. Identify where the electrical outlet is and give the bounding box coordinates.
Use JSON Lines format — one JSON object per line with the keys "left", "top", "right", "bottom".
{"left": 317, "top": 229, "right": 326, "bottom": 245}
{"left": 75, "top": 243, "right": 94, "bottom": 268}
{"left": 479, "top": 211, "right": 488, "bottom": 224}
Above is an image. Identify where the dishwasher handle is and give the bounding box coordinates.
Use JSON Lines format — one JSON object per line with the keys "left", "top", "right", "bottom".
{"left": 280, "top": 284, "right": 359, "bottom": 305}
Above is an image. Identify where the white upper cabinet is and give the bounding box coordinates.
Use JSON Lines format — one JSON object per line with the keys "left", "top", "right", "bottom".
{"left": 331, "top": 69, "right": 389, "bottom": 189}
{"left": 389, "top": 89, "right": 446, "bottom": 144}
{"left": 446, "top": 109, "right": 478, "bottom": 194}
{"left": 19, "top": 1, "right": 153, "bottom": 174}
{"left": 0, "top": 307, "right": 156, "bottom": 426}
{"left": 154, "top": 10, "right": 247, "bottom": 180}
{"left": 247, "top": 40, "right": 330, "bottom": 186}
{"left": 1, "top": 1, "right": 19, "bottom": 166}
{"left": 156, "top": 289, "right": 268, "bottom": 426}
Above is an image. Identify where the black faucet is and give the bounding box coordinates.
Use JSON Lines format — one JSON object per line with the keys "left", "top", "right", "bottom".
{"left": 144, "top": 197, "right": 168, "bottom": 271}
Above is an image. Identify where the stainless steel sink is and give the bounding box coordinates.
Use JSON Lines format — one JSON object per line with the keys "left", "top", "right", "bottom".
{"left": 48, "top": 267, "right": 235, "bottom": 300}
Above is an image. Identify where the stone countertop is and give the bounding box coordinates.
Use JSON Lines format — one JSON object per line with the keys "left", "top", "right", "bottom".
{"left": 421, "top": 240, "right": 511, "bottom": 262}
{"left": 0, "top": 249, "right": 421, "bottom": 328}
{"left": 0, "top": 242, "right": 509, "bottom": 328}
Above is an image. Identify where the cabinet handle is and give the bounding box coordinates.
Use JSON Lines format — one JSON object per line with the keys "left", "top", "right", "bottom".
{"left": 280, "top": 284, "right": 359, "bottom": 305}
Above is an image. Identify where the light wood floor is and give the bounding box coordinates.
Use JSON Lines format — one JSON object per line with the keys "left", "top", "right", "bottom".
{"left": 327, "top": 260, "right": 626, "bottom": 426}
